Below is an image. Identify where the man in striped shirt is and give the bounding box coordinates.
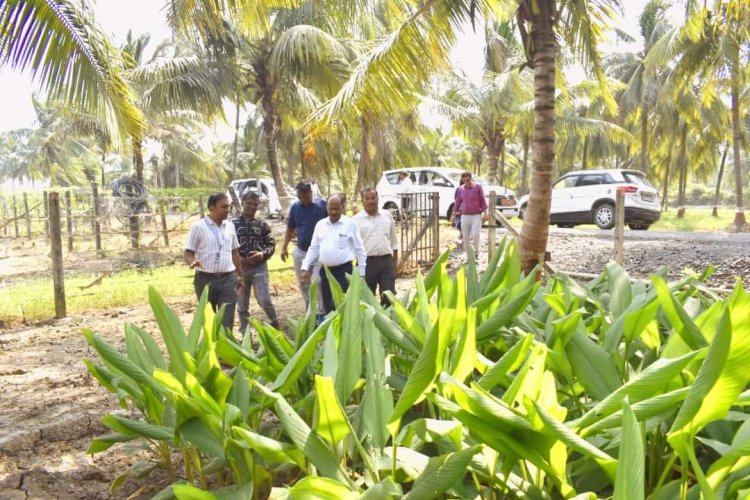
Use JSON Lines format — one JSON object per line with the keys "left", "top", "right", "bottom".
{"left": 184, "top": 193, "right": 244, "bottom": 330}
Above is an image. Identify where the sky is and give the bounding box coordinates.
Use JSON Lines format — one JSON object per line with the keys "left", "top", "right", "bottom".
{"left": 0, "top": 0, "right": 685, "bottom": 134}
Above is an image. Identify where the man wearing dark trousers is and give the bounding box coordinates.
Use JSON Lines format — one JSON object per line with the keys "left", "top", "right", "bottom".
{"left": 233, "top": 191, "right": 279, "bottom": 334}
{"left": 354, "top": 187, "right": 398, "bottom": 306}
{"left": 184, "top": 193, "right": 244, "bottom": 330}
{"left": 280, "top": 181, "right": 327, "bottom": 311}
{"left": 299, "top": 194, "right": 367, "bottom": 314}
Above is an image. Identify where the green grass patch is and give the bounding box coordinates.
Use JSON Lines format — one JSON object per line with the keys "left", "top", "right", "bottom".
{"left": 0, "top": 255, "right": 297, "bottom": 324}
{"left": 652, "top": 207, "right": 737, "bottom": 232}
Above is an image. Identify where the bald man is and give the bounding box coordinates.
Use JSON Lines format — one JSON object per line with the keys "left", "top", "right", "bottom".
{"left": 300, "top": 194, "right": 367, "bottom": 314}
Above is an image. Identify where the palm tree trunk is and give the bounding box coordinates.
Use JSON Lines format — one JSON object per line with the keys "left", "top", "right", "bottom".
{"left": 661, "top": 129, "right": 677, "bottom": 212}
{"left": 354, "top": 115, "right": 370, "bottom": 206}
{"left": 132, "top": 137, "right": 144, "bottom": 183}
{"left": 231, "top": 98, "right": 240, "bottom": 181}
{"left": 730, "top": 53, "right": 746, "bottom": 228}
{"left": 640, "top": 107, "right": 648, "bottom": 174}
{"left": 486, "top": 139, "right": 501, "bottom": 185}
{"left": 519, "top": 14, "right": 556, "bottom": 274}
{"left": 521, "top": 134, "right": 529, "bottom": 194}
{"left": 499, "top": 138, "right": 506, "bottom": 187}
{"left": 261, "top": 90, "right": 290, "bottom": 211}
{"left": 100, "top": 152, "right": 106, "bottom": 187}
{"left": 300, "top": 140, "right": 307, "bottom": 180}
{"left": 712, "top": 143, "right": 729, "bottom": 217}
{"left": 581, "top": 136, "right": 589, "bottom": 170}
{"left": 676, "top": 124, "right": 688, "bottom": 218}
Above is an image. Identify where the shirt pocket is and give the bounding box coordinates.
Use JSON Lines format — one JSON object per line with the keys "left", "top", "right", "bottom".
{"left": 337, "top": 234, "right": 350, "bottom": 249}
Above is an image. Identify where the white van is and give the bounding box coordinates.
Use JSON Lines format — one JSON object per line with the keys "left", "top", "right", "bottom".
{"left": 228, "top": 178, "right": 294, "bottom": 219}
{"left": 376, "top": 167, "right": 518, "bottom": 220}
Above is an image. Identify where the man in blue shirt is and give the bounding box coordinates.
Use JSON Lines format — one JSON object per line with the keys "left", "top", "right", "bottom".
{"left": 280, "top": 181, "right": 328, "bottom": 310}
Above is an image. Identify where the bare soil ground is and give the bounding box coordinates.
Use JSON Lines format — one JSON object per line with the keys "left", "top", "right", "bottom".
{"left": 1, "top": 224, "right": 749, "bottom": 498}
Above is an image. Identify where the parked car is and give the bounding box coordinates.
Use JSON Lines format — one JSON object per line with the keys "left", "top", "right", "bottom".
{"left": 517, "top": 169, "right": 661, "bottom": 230}
{"left": 376, "top": 167, "right": 518, "bottom": 221}
{"left": 228, "top": 178, "right": 294, "bottom": 219}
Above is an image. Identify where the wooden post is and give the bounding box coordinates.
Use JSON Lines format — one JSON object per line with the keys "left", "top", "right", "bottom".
{"left": 614, "top": 188, "right": 625, "bottom": 265}
{"left": 43, "top": 191, "right": 49, "bottom": 239}
{"left": 92, "top": 184, "right": 103, "bottom": 257}
{"left": 23, "top": 193, "right": 31, "bottom": 238}
{"left": 48, "top": 193, "right": 66, "bottom": 318}
{"left": 198, "top": 197, "right": 205, "bottom": 218}
{"left": 488, "top": 191, "right": 497, "bottom": 262}
{"left": 65, "top": 190, "right": 74, "bottom": 252}
{"left": 13, "top": 195, "right": 19, "bottom": 237}
{"left": 160, "top": 203, "right": 169, "bottom": 247}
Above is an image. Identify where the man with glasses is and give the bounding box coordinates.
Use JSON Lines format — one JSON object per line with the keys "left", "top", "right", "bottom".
{"left": 184, "top": 193, "right": 244, "bottom": 330}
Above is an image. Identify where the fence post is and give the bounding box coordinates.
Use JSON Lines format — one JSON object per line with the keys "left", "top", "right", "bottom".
{"left": 23, "top": 193, "right": 32, "bottom": 238}
{"left": 160, "top": 202, "right": 169, "bottom": 247}
{"left": 48, "top": 193, "right": 67, "bottom": 318}
{"left": 92, "top": 184, "right": 103, "bottom": 257}
{"left": 198, "top": 197, "right": 205, "bottom": 218}
{"left": 614, "top": 188, "right": 625, "bottom": 265}
{"left": 43, "top": 191, "right": 49, "bottom": 239}
{"left": 13, "top": 194, "right": 19, "bottom": 237}
{"left": 65, "top": 190, "right": 74, "bottom": 251}
{"left": 432, "top": 192, "right": 439, "bottom": 261}
{"left": 488, "top": 191, "right": 497, "bottom": 262}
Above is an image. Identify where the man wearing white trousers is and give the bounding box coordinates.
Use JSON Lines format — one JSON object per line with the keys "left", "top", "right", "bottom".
{"left": 451, "top": 171, "right": 487, "bottom": 256}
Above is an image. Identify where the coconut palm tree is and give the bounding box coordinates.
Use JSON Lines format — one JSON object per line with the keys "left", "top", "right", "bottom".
{"left": 0, "top": 0, "right": 144, "bottom": 141}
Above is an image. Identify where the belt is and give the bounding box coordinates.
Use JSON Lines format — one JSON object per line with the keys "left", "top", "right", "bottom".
{"left": 367, "top": 254, "right": 393, "bottom": 260}
{"left": 196, "top": 270, "right": 234, "bottom": 278}
{"left": 462, "top": 212, "right": 482, "bottom": 216}
{"left": 324, "top": 262, "right": 352, "bottom": 271}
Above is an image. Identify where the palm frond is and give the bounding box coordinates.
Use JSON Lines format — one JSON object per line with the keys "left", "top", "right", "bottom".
{"left": 0, "top": 0, "right": 144, "bottom": 140}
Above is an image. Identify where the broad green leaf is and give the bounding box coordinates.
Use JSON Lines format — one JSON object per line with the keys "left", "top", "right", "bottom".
{"left": 605, "top": 262, "right": 632, "bottom": 318}
{"left": 314, "top": 375, "right": 351, "bottom": 448}
{"left": 232, "top": 427, "right": 305, "bottom": 467}
{"left": 361, "top": 309, "right": 392, "bottom": 451}
{"left": 575, "top": 350, "right": 701, "bottom": 431}
{"left": 226, "top": 366, "right": 250, "bottom": 422}
{"left": 336, "top": 273, "right": 363, "bottom": 403}
{"left": 286, "top": 476, "right": 357, "bottom": 500}
{"left": 503, "top": 343, "right": 546, "bottom": 408}
{"left": 172, "top": 484, "right": 216, "bottom": 499}
{"left": 450, "top": 306, "right": 476, "bottom": 381}
{"left": 653, "top": 277, "right": 707, "bottom": 351}
{"left": 424, "top": 248, "right": 451, "bottom": 295}
{"left": 371, "top": 307, "right": 421, "bottom": 355}
{"left": 533, "top": 402, "right": 617, "bottom": 480}
{"left": 268, "top": 387, "right": 351, "bottom": 486}
{"left": 477, "top": 334, "right": 533, "bottom": 390}
{"left": 149, "top": 286, "right": 190, "bottom": 380}
{"left": 404, "top": 445, "right": 481, "bottom": 500}
{"left": 359, "top": 478, "right": 402, "bottom": 499}
{"left": 389, "top": 298, "right": 427, "bottom": 346}
{"left": 671, "top": 300, "right": 750, "bottom": 448}
{"left": 83, "top": 329, "right": 161, "bottom": 396}
{"left": 179, "top": 417, "right": 224, "bottom": 458}
{"left": 271, "top": 314, "right": 333, "bottom": 393}
{"left": 612, "top": 399, "right": 644, "bottom": 500}
{"left": 566, "top": 324, "right": 621, "bottom": 401}
{"left": 187, "top": 287, "right": 208, "bottom": 349}
{"left": 86, "top": 433, "right": 138, "bottom": 454}
{"left": 125, "top": 323, "right": 154, "bottom": 375}
{"left": 476, "top": 271, "right": 539, "bottom": 341}
{"left": 387, "top": 308, "right": 452, "bottom": 436}
{"left": 465, "top": 246, "right": 479, "bottom": 304}
{"left": 585, "top": 387, "right": 690, "bottom": 434}
{"left": 185, "top": 372, "right": 223, "bottom": 417}
{"left": 132, "top": 324, "right": 166, "bottom": 371}
{"left": 101, "top": 414, "right": 173, "bottom": 441}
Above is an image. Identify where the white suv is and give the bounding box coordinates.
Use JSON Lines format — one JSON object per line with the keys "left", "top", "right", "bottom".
{"left": 518, "top": 169, "right": 660, "bottom": 230}
{"left": 228, "top": 178, "right": 294, "bottom": 219}
{"left": 376, "top": 167, "right": 518, "bottom": 220}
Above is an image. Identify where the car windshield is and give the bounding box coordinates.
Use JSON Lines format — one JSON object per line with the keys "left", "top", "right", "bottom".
{"left": 447, "top": 173, "right": 494, "bottom": 186}
{"left": 622, "top": 172, "right": 653, "bottom": 187}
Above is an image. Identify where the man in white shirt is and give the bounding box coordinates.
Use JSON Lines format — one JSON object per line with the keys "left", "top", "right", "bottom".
{"left": 300, "top": 194, "right": 367, "bottom": 314}
{"left": 354, "top": 187, "right": 398, "bottom": 306}
{"left": 184, "top": 193, "right": 244, "bottom": 330}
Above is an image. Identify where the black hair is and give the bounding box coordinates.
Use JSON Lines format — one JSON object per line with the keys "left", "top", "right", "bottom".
{"left": 241, "top": 191, "right": 260, "bottom": 202}
{"left": 361, "top": 186, "right": 377, "bottom": 199}
{"left": 296, "top": 181, "right": 312, "bottom": 193}
{"left": 207, "top": 192, "right": 228, "bottom": 208}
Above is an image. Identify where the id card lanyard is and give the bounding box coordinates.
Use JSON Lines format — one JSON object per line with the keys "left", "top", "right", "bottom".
{"left": 205, "top": 218, "right": 224, "bottom": 262}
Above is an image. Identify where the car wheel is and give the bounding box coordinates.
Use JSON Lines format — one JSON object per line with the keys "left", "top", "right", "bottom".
{"left": 628, "top": 223, "right": 650, "bottom": 230}
{"left": 593, "top": 203, "right": 615, "bottom": 229}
